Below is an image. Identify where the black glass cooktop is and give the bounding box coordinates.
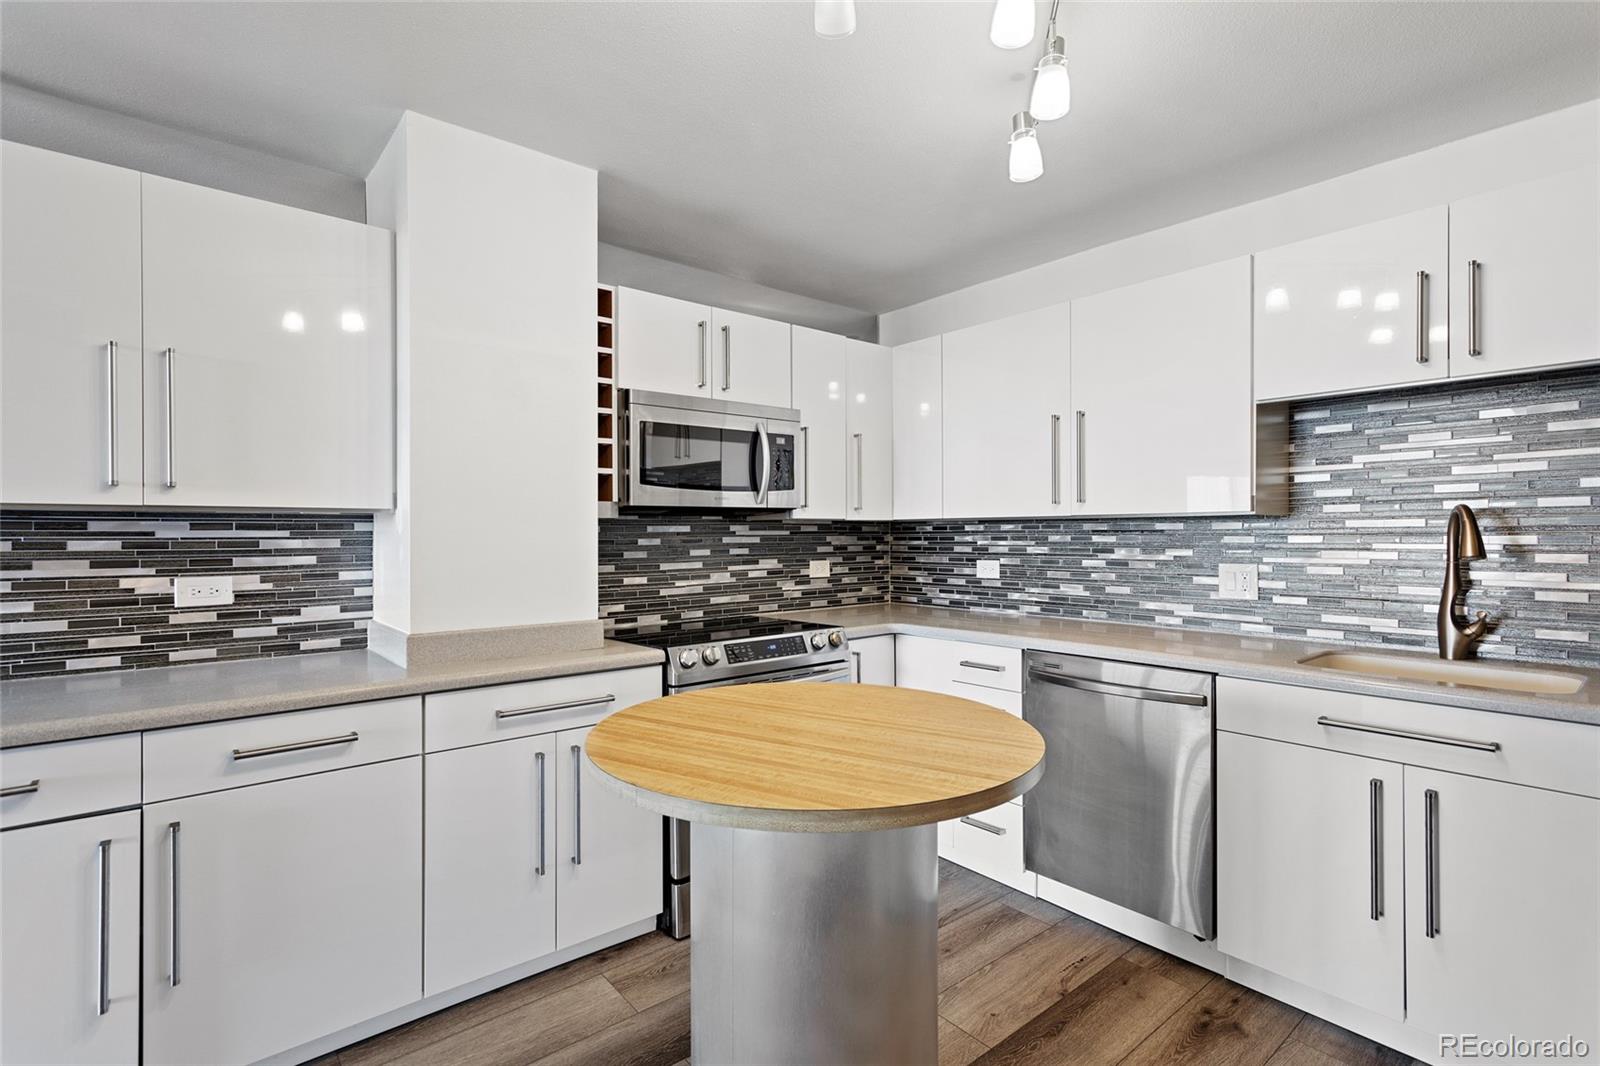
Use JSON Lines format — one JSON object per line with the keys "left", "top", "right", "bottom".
{"left": 623, "top": 616, "right": 830, "bottom": 651}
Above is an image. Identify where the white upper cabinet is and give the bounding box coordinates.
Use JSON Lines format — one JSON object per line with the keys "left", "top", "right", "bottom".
{"left": 942, "top": 303, "right": 1071, "bottom": 519}
{"left": 141, "top": 175, "right": 394, "bottom": 510}
{"left": 1448, "top": 168, "right": 1599, "bottom": 379}
{"left": 710, "top": 308, "right": 791, "bottom": 407}
{"left": 845, "top": 339, "right": 893, "bottom": 521}
{"left": 1069, "top": 258, "right": 1254, "bottom": 515}
{"left": 1, "top": 142, "right": 144, "bottom": 506}
{"left": 892, "top": 336, "right": 943, "bottom": 521}
{"left": 791, "top": 326, "right": 849, "bottom": 519}
{"left": 1255, "top": 206, "right": 1448, "bottom": 400}
{"left": 615, "top": 287, "right": 714, "bottom": 396}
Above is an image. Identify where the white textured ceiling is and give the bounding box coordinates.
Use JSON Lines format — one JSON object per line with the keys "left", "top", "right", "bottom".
{"left": 3, "top": 1, "right": 1597, "bottom": 313}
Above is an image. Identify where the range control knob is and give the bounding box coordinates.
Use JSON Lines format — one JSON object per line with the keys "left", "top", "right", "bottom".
{"left": 810, "top": 632, "right": 828, "bottom": 650}
{"left": 828, "top": 630, "right": 844, "bottom": 648}
{"left": 702, "top": 646, "right": 722, "bottom": 665}
{"left": 678, "top": 649, "right": 700, "bottom": 669}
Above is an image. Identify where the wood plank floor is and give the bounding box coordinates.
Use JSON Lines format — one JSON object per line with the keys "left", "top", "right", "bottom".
{"left": 332, "top": 861, "right": 1420, "bottom": 1066}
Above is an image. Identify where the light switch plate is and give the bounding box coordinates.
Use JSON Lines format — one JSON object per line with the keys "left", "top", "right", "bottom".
{"left": 977, "top": 559, "right": 1001, "bottom": 579}
{"left": 808, "top": 559, "right": 831, "bottom": 579}
{"left": 1217, "top": 563, "right": 1259, "bottom": 601}
{"left": 175, "top": 574, "right": 234, "bottom": 607}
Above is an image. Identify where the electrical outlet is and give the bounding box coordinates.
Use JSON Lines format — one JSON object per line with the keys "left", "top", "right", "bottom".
{"left": 808, "top": 559, "right": 831, "bottom": 579}
{"left": 175, "top": 574, "right": 234, "bottom": 607}
{"left": 1217, "top": 563, "right": 1259, "bottom": 601}
{"left": 976, "top": 559, "right": 1001, "bottom": 579}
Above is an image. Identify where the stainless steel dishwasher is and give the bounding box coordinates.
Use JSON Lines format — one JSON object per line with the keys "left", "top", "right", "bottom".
{"left": 1022, "top": 651, "right": 1216, "bottom": 939}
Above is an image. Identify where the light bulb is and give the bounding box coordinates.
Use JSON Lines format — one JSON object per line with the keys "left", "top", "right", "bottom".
{"left": 989, "top": 0, "right": 1035, "bottom": 49}
{"left": 1030, "top": 39, "right": 1070, "bottom": 120}
{"left": 814, "top": 0, "right": 856, "bottom": 39}
{"left": 1008, "top": 112, "right": 1043, "bottom": 183}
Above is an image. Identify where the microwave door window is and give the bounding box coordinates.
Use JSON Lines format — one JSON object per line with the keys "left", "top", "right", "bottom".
{"left": 640, "top": 423, "right": 757, "bottom": 492}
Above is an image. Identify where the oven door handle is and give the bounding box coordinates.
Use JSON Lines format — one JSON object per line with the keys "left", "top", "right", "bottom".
{"left": 755, "top": 422, "right": 771, "bottom": 505}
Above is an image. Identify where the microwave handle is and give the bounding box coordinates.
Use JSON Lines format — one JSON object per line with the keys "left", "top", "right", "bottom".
{"left": 756, "top": 422, "right": 772, "bottom": 504}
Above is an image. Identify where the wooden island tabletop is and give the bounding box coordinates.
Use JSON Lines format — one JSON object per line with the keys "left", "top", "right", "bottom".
{"left": 585, "top": 683, "right": 1046, "bottom": 831}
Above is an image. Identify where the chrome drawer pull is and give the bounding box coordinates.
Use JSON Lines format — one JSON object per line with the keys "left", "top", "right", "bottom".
{"left": 535, "top": 751, "right": 548, "bottom": 877}
{"left": 1368, "top": 778, "right": 1383, "bottom": 922}
{"left": 959, "top": 660, "right": 1006, "bottom": 672}
{"left": 1028, "top": 668, "right": 1209, "bottom": 707}
{"left": 571, "top": 744, "right": 584, "bottom": 866}
{"left": 1424, "top": 788, "right": 1440, "bottom": 938}
{"left": 231, "top": 732, "right": 358, "bottom": 760}
{"left": 168, "top": 822, "right": 181, "bottom": 987}
{"left": 0, "top": 779, "right": 41, "bottom": 797}
{"left": 959, "top": 816, "right": 1007, "bottom": 836}
{"left": 97, "top": 838, "right": 112, "bottom": 1015}
{"left": 496, "top": 694, "right": 615, "bottom": 720}
{"left": 1315, "top": 716, "right": 1500, "bottom": 753}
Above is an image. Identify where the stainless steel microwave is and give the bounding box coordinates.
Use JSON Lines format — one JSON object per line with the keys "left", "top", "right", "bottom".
{"left": 621, "top": 390, "right": 805, "bottom": 510}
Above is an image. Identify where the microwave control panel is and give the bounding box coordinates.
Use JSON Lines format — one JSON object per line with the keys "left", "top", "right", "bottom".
{"left": 769, "top": 433, "right": 795, "bottom": 491}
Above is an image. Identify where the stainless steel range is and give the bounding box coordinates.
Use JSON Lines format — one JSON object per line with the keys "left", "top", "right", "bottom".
{"left": 626, "top": 615, "right": 851, "bottom": 938}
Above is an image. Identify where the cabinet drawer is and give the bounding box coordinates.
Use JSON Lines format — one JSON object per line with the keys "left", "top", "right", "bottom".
{"left": 948, "top": 801, "right": 1034, "bottom": 894}
{"left": 896, "top": 635, "right": 1021, "bottom": 694}
{"left": 0, "top": 733, "right": 141, "bottom": 829}
{"left": 143, "top": 697, "right": 422, "bottom": 802}
{"left": 1217, "top": 677, "right": 1600, "bottom": 799}
{"left": 424, "top": 667, "right": 661, "bottom": 753}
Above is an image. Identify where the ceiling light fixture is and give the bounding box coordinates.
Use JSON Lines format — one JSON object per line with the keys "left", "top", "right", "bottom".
{"left": 814, "top": 0, "right": 856, "bottom": 39}
{"left": 989, "top": 0, "right": 1035, "bottom": 50}
{"left": 1008, "top": 112, "right": 1043, "bottom": 183}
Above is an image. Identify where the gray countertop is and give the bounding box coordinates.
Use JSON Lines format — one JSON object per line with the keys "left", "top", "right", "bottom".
{"left": 777, "top": 604, "right": 1600, "bottom": 727}
{"left": 0, "top": 642, "right": 665, "bottom": 748}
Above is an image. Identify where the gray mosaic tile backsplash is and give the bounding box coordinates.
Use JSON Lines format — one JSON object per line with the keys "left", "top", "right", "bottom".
{"left": 893, "top": 367, "right": 1600, "bottom": 668}
{"left": 0, "top": 512, "right": 373, "bottom": 678}
{"left": 600, "top": 513, "right": 890, "bottom": 637}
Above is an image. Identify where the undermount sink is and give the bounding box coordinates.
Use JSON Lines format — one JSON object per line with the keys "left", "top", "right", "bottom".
{"left": 1297, "top": 651, "right": 1587, "bottom": 696}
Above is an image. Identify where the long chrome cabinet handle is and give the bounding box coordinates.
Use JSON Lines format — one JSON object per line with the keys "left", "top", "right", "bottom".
{"left": 959, "top": 659, "right": 1005, "bottom": 672}
{"left": 0, "top": 779, "right": 40, "bottom": 797}
{"left": 721, "top": 324, "right": 731, "bottom": 391}
{"left": 105, "top": 341, "right": 119, "bottom": 487}
{"left": 497, "top": 694, "right": 615, "bottom": 720}
{"left": 1074, "top": 410, "right": 1086, "bottom": 504}
{"left": 1414, "top": 271, "right": 1429, "bottom": 364}
{"left": 1028, "top": 667, "right": 1209, "bottom": 707}
{"left": 570, "top": 744, "right": 583, "bottom": 866}
{"left": 168, "top": 821, "right": 182, "bottom": 987}
{"left": 1368, "top": 778, "right": 1383, "bottom": 922}
{"left": 163, "top": 347, "right": 177, "bottom": 488}
{"left": 697, "top": 320, "right": 708, "bottom": 388}
{"left": 1467, "top": 260, "right": 1482, "bottom": 357}
{"left": 1050, "top": 414, "right": 1061, "bottom": 505}
{"left": 1424, "top": 788, "right": 1440, "bottom": 938}
{"left": 800, "top": 427, "right": 810, "bottom": 508}
{"left": 231, "top": 731, "right": 358, "bottom": 760}
{"left": 853, "top": 433, "right": 864, "bottom": 512}
{"left": 535, "top": 751, "right": 547, "bottom": 877}
{"left": 959, "top": 816, "right": 1006, "bottom": 836}
{"left": 1314, "top": 716, "right": 1500, "bottom": 753}
{"left": 97, "top": 838, "right": 112, "bottom": 1015}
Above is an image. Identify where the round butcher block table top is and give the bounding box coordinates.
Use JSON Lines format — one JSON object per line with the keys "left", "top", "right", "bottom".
{"left": 585, "top": 683, "right": 1046, "bottom": 832}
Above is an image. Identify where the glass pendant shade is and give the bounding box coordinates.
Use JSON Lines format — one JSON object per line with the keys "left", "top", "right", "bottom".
{"left": 1008, "top": 112, "right": 1043, "bottom": 183}
{"left": 1030, "top": 39, "right": 1070, "bottom": 120}
{"left": 990, "top": 0, "right": 1035, "bottom": 49}
{"left": 815, "top": 0, "right": 856, "bottom": 38}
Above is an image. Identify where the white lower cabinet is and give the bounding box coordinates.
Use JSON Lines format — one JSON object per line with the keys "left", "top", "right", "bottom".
{"left": 949, "top": 800, "right": 1031, "bottom": 893}
{"left": 849, "top": 634, "right": 895, "bottom": 685}
{"left": 141, "top": 758, "right": 423, "bottom": 1066}
{"left": 1, "top": 810, "right": 141, "bottom": 1066}
{"left": 1404, "top": 767, "right": 1599, "bottom": 1053}
{"left": 1216, "top": 732, "right": 1404, "bottom": 1019}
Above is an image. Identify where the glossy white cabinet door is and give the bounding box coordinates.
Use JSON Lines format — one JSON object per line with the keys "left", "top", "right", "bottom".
{"left": 1449, "top": 168, "right": 1600, "bottom": 380}
{"left": 141, "top": 174, "right": 394, "bottom": 510}
{"left": 423, "top": 732, "right": 558, "bottom": 997}
{"left": 892, "top": 336, "right": 943, "bottom": 520}
{"left": 845, "top": 339, "right": 893, "bottom": 521}
{"left": 1215, "top": 733, "right": 1404, "bottom": 1020}
{"left": 142, "top": 759, "right": 422, "bottom": 1066}
{"left": 554, "top": 725, "right": 663, "bottom": 950}
{"left": 0, "top": 142, "right": 144, "bottom": 506}
{"left": 1405, "top": 768, "right": 1599, "bottom": 1056}
{"left": 616, "top": 287, "right": 713, "bottom": 396}
{"left": 711, "top": 308, "right": 791, "bottom": 407}
{"left": 1255, "top": 206, "right": 1448, "bottom": 400}
{"left": 791, "top": 326, "right": 848, "bottom": 519}
{"left": 1070, "top": 258, "right": 1254, "bottom": 515}
{"left": 942, "top": 303, "right": 1071, "bottom": 519}
{"left": 0, "top": 811, "right": 140, "bottom": 1066}
{"left": 849, "top": 634, "right": 895, "bottom": 685}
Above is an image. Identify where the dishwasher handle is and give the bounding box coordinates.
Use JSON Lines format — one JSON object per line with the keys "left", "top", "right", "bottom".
{"left": 1028, "top": 666, "right": 1209, "bottom": 707}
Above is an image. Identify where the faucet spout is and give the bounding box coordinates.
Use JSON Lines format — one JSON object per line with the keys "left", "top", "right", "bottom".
{"left": 1438, "top": 504, "right": 1490, "bottom": 661}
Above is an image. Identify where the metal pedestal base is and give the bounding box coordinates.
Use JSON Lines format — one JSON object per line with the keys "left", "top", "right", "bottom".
{"left": 690, "top": 822, "right": 939, "bottom": 1066}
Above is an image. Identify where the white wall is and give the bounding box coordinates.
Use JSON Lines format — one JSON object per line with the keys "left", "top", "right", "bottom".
{"left": 366, "top": 113, "right": 597, "bottom": 636}
{"left": 879, "top": 101, "right": 1600, "bottom": 346}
